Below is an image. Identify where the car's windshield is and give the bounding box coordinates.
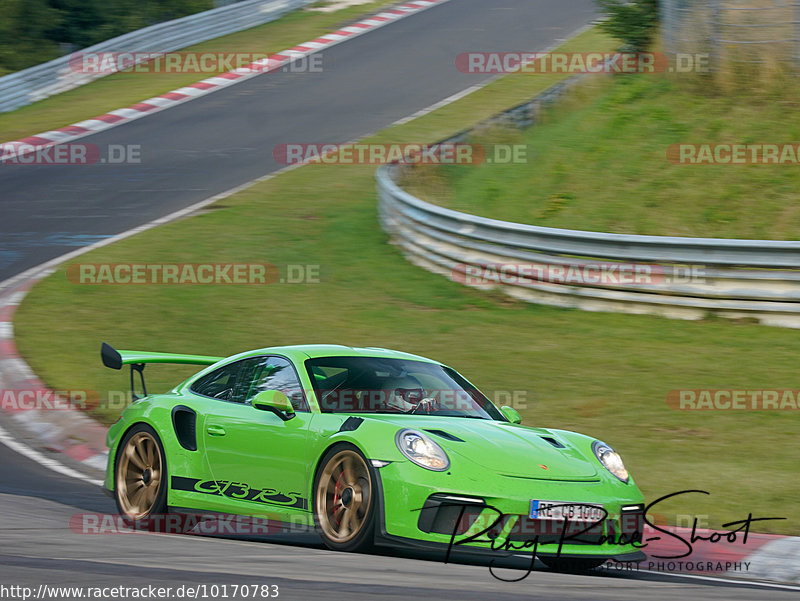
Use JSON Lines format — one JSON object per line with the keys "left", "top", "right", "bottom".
{"left": 305, "top": 356, "right": 504, "bottom": 420}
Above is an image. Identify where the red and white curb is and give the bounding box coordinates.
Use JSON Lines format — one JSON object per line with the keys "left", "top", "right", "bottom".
{"left": 0, "top": 0, "right": 451, "bottom": 162}
{"left": 635, "top": 524, "right": 799, "bottom": 584}
{"left": 0, "top": 275, "right": 108, "bottom": 479}
{"left": 743, "top": 537, "right": 800, "bottom": 584}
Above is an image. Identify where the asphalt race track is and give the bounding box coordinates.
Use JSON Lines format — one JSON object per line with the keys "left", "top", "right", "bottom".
{"left": 0, "top": 0, "right": 597, "bottom": 282}
{"left": 1, "top": 487, "right": 797, "bottom": 600}
{"left": 0, "top": 1, "right": 794, "bottom": 598}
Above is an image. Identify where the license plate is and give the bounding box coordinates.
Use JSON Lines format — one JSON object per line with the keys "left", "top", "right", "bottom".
{"left": 530, "top": 500, "right": 604, "bottom": 521}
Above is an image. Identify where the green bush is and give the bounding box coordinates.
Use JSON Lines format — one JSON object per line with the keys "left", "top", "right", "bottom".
{"left": 595, "top": 0, "right": 659, "bottom": 52}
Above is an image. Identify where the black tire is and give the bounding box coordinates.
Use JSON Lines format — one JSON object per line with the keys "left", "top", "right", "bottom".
{"left": 313, "top": 444, "right": 376, "bottom": 552}
{"left": 538, "top": 556, "right": 607, "bottom": 573}
{"left": 114, "top": 423, "right": 168, "bottom": 529}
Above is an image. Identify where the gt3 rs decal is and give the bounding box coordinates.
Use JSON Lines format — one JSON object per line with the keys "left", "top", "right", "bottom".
{"left": 171, "top": 476, "right": 307, "bottom": 510}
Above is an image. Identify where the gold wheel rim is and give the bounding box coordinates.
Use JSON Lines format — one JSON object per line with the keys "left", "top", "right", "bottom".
{"left": 116, "top": 431, "right": 162, "bottom": 518}
{"left": 315, "top": 450, "right": 371, "bottom": 544}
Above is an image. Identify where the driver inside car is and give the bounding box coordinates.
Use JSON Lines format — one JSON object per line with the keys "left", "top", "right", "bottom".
{"left": 377, "top": 376, "right": 439, "bottom": 413}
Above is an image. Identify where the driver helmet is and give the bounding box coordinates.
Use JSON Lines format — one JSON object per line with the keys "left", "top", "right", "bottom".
{"left": 381, "top": 376, "right": 426, "bottom": 412}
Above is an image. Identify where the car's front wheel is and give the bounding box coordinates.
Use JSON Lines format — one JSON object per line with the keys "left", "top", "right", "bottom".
{"left": 539, "top": 556, "right": 607, "bottom": 572}
{"left": 313, "top": 445, "right": 376, "bottom": 552}
{"left": 114, "top": 424, "right": 168, "bottom": 523}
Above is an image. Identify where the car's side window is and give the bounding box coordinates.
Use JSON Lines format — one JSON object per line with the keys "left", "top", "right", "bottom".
{"left": 190, "top": 359, "right": 251, "bottom": 403}
{"left": 244, "top": 356, "right": 309, "bottom": 412}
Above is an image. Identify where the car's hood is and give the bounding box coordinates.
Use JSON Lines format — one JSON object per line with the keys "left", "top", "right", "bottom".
{"left": 366, "top": 416, "right": 599, "bottom": 481}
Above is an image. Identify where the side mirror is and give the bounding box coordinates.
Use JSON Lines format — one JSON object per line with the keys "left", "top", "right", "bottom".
{"left": 500, "top": 405, "right": 522, "bottom": 424}
{"left": 252, "top": 390, "right": 295, "bottom": 421}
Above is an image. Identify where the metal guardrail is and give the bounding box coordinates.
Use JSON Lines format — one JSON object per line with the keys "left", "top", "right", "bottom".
{"left": 0, "top": 0, "right": 314, "bottom": 114}
{"left": 378, "top": 167, "right": 800, "bottom": 326}
{"left": 376, "top": 82, "right": 800, "bottom": 327}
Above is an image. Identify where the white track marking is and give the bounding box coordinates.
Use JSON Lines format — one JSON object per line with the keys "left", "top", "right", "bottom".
{"left": 389, "top": 24, "right": 594, "bottom": 128}
{"left": 391, "top": 84, "right": 487, "bottom": 126}
{"left": 309, "top": 0, "right": 375, "bottom": 12}
{"left": 0, "top": 422, "right": 103, "bottom": 486}
{"left": 644, "top": 570, "right": 800, "bottom": 591}
{"left": 513, "top": 555, "right": 800, "bottom": 590}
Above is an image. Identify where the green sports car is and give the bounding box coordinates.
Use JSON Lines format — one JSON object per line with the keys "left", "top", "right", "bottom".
{"left": 102, "top": 342, "right": 646, "bottom": 571}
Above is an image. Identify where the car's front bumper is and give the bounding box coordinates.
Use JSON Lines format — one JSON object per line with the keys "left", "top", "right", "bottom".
{"left": 372, "top": 459, "right": 646, "bottom": 561}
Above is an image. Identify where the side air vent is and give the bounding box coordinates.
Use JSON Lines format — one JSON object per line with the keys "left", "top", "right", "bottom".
{"left": 339, "top": 416, "right": 364, "bottom": 432}
{"left": 424, "top": 429, "right": 464, "bottom": 442}
{"left": 171, "top": 405, "right": 197, "bottom": 451}
{"left": 540, "top": 436, "right": 566, "bottom": 448}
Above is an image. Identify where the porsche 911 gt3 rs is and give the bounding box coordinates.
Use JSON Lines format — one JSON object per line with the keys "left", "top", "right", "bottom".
{"left": 102, "top": 342, "right": 646, "bottom": 571}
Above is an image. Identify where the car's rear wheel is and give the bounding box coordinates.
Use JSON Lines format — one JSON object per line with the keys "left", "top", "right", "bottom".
{"left": 314, "top": 445, "right": 375, "bottom": 552}
{"left": 538, "top": 556, "right": 607, "bottom": 572}
{"left": 114, "top": 424, "right": 167, "bottom": 524}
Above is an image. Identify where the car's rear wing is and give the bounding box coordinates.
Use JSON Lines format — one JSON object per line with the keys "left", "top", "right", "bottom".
{"left": 101, "top": 342, "right": 222, "bottom": 370}
{"left": 101, "top": 342, "right": 223, "bottom": 399}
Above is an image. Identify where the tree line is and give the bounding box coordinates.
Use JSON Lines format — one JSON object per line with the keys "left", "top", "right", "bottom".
{"left": 0, "top": 0, "right": 213, "bottom": 75}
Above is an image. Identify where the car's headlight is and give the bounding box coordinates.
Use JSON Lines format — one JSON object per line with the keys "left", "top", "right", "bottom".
{"left": 592, "top": 440, "right": 629, "bottom": 483}
{"left": 395, "top": 429, "right": 450, "bottom": 471}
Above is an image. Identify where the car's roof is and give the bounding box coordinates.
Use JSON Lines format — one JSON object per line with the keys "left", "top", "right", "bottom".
{"left": 231, "top": 344, "right": 441, "bottom": 365}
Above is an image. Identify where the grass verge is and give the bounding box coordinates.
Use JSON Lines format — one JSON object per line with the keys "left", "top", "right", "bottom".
{"left": 0, "top": 0, "right": 398, "bottom": 143}
{"left": 403, "top": 71, "right": 800, "bottom": 239}
{"left": 13, "top": 27, "right": 799, "bottom": 534}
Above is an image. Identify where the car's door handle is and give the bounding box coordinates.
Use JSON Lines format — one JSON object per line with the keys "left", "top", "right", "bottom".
{"left": 206, "top": 425, "right": 226, "bottom": 437}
